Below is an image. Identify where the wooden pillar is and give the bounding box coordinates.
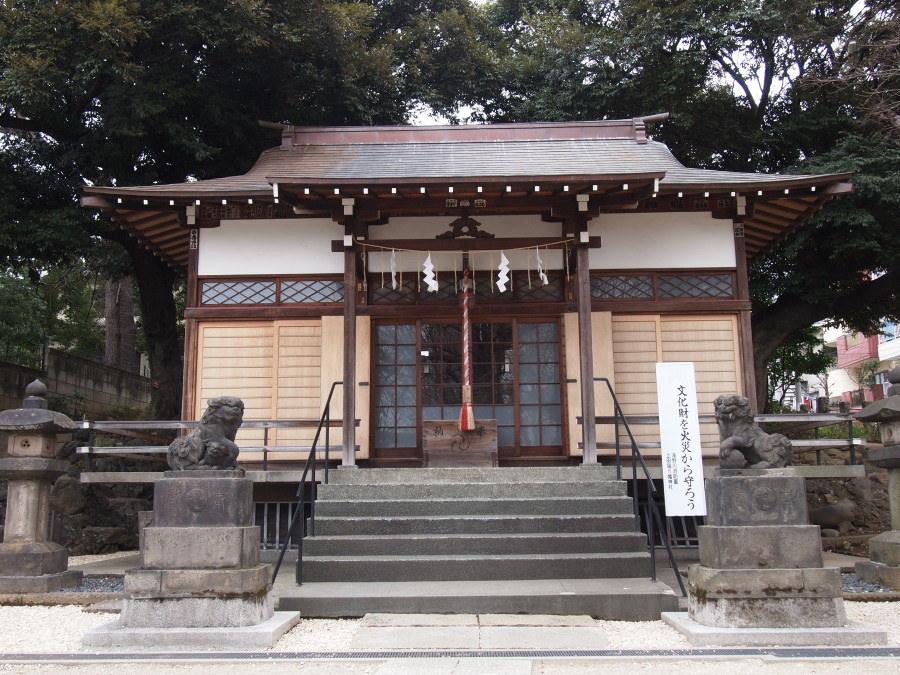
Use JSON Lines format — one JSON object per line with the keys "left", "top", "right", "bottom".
{"left": 574, "top": 218, "right": 597, "bottom": 464}
{"left": 181, "top": 227, "right": 200, "bottom": 419}
{"left": 343, "top": 246, "right": 357, "bottom": 466}
{"left": 733, "top": 227, "right": 758, "bottom": 407}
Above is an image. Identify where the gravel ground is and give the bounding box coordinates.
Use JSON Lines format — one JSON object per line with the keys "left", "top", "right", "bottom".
{"left": 0, "top": 600, "right": 895, "bottom": 654}
{"left": 50, "top": 577, "right": 124, "bottom": 593}
{"left": 0, "top": 551, "right": 885, "bottom": 667}
{"left": 842, "top": 573, "right": 894, "bottom": 593}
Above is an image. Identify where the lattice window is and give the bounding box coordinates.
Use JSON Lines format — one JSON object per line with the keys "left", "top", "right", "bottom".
{"left": 517, "top": 274, "right": 564, "bottom": 302}
{"left": 590, "top": 275, "right": 653, "bottom": 299}
{"left": 201, "top": 281, "right": 276, "bottom": 305}
{"left": 281, "top": 280, "right": 344, "bottom": 304}
{"left": 419, "top": 276, "right": 458, "bottom": 302}
{"left": 473, "top": 274, "right": 513, "bottom": 301}
{"left": 658, "top": 274, "right": 734, "bottom": 298}
{"left": 371, "top": 279, "right": 416, "bottom": 303}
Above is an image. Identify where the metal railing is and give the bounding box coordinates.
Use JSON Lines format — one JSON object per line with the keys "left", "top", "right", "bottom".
{"left": 593, "top": 378, "right": 687, "bottom": 597}
{"left": 271, "top": 381, "right": 343, "bottom": 584}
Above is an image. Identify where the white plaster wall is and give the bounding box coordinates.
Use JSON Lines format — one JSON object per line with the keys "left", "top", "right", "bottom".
{"left": 588, "top": 212, "right": 736, "bottom": 269}
{"left": 827, "top": 367, "right": 858, "bottom": 397}
{"left": 197, "top": 218, "right": 344, "bottom": 275}
{"left": 369, "top": 215, "right": 565, "bottom": 272}
{"left": 197, "top": 212, "right": 736, "bottom": 276}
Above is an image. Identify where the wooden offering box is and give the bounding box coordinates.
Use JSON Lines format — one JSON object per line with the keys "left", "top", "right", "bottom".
{"left": 422, "top": 420, "right": 498, "bottom": 468}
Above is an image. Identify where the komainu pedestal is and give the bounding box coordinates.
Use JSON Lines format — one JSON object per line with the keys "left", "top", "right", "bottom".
{"left": 664, "top": 468, "right": 886, "bottom": 645}
{"left": 121, "top": 470, "right": 271, "bottom": 628}
{"left": 690, "top": 469, "right": 845, "bottom": 628}
{"left": 84, "top": 396, "right": 300, "bottom": 649}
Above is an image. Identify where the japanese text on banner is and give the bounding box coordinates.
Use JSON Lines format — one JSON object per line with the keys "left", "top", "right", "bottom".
{"left": 656, "top": 362, "right": 707, "bottom": 516}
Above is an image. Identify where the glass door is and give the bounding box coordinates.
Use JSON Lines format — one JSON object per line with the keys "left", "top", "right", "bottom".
{"left": 373, "top": 319, "right": 564, "bottom": 460}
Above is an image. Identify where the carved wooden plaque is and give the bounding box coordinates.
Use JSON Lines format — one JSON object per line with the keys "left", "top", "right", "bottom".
{"left": 422, "top": 420, "right": 498, "bottom": 468}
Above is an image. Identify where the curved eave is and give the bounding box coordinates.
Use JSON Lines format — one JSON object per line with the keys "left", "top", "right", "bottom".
{"left": 82, "top": 170, "right": 853, "bottom": 273}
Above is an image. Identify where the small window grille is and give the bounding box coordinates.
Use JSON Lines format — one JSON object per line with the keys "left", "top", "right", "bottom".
{"left": 201, "top": 281, "right": 276, "bottom": 305}
{"left": 517, "top": 274, "right": 564, "bottom": 301}
{"left": 591, "top": 275, "right": 654, "bottom": 299}
{"left": 371, "top": 279, "right": 417, "bottom": 303}
{"left": 281, "top": 280, "right": 344, "bottom": 304}
{"left": 658, "top": 274, "right": 733, "bottom": 298}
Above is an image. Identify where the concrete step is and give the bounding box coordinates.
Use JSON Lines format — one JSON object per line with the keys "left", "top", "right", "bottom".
{"left": 326, "top": 466, "right": 619, "bottom": 484}
{"left": 301, "top": 551, "right": 653, "bottom": 582}
{"left": 276, "top": 578, "right": 680, "bottom": 620}
{"left": 303, "top": 532, "right": 648, "bottom": 557}
{"left": 314, "top": 496, "right": 635, "bottom": 517}
{"left": 313, "top": 514, "right": 638, "bottom": 537}
{"left": 316, "top": 481, "right": 627, "bottom": 501}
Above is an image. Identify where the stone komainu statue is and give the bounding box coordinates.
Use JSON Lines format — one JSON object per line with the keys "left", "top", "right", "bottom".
{"left": 714, "top": 394, "right": 792, "bottom": 469}
{"left": 167, "top": 396, "right": 244, "bottom": 470}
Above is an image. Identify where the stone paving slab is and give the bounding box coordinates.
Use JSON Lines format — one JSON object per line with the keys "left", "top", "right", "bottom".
{"left": 478, "top": 613, "right": 597, "bottom": 626}
{"left": 350, "top": 613, "right": 608, "bottom": 650}
{"left": 662, "top": 611, "right": 888, "bottom": 647}
{"left": 371, "top": 658, "right": 534, "bottom": 675}
{"left": 350, "top": 625, "right": 481, "bottom": 649}
{"left": 361, "top": 613, "right": 476, "bottom": 626}
{"left": 480, "top": 626, "right": 607, "bottom": 649}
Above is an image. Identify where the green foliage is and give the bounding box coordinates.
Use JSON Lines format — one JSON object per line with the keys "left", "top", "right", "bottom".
{"left": 765, "top": 326, "right": 835, "bottom": 411}
{"left": 0, "top": 273, "right": 46, "bottom": 367}
{"left": 750, "top": 135, "right": 900, "bottom": 337}
{"left": 0, "top": 264, "right": 105, "bottom": 368}
{"left": 49, "top": 391, "right": 87, "bottom": 420}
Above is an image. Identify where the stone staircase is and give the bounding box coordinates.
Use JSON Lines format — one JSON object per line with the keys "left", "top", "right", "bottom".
{"left": 276, "top": 466, "right": 680, "bottom": 619}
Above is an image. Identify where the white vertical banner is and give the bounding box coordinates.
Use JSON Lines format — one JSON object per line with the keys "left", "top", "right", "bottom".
{"left": 656, "top": 362, "right": 707, "bottom": 516}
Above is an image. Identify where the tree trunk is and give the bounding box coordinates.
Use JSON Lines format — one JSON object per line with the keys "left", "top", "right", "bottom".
{"left": 104, "top": 278, "right": 139, "bottom": 373}
{"left": 751, "top": 270, "right": 900, "bottom": 412}
{"left": 105, "top": 233, "right": 183, "bottom": 420}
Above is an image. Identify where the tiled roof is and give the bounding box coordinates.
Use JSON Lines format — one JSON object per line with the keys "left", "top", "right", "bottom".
{"left": 82, "top": 119, "right": 853, "bottom": 271}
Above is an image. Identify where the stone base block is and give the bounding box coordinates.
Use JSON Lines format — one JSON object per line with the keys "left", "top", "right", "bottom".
{"left": 154, "top": 473, "right": 254, "bottom": 528}
{"left": 868, "top": 530, "right": 900, "bottom": 567}
{"left": 142, "top": 526, "right": 259, "bottom": 569}
{"left": 699, "top": 525, "right": 823, "bottom": 569}
{"left": 688, "top": 565, "right": 845, "bottom": 628}
{"left": 705, "top": 471, "right": 808, "bottom": 526}
{"left": 125, "top": 564, "right": 271, "bottom": 598}
{"left": 662, "top": 611, "right": 887, "bottom": 647}
{"left": 82, "top": 611, "right": 301, "bottom": 650}
{"left": 121, "top": 592, "right": 274, "bottom": 628}
{"left": 0, "top": 569, "right": 81, "bottom": 593}
{"left": 855, "top": 560, "right": 900, "bottom": 590}
{"left": 0, "top": 541, "right": 68, "bottom": 576}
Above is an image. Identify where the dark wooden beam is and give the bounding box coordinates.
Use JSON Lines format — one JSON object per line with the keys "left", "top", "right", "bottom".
{"left": 343, "top": 223, "right": 358, "bottom": 466}
{"left": 332, "top": 237, "right": 585, "bottom": 253}
{"left": 572, "top": 215, "right": 596, "bottom": 464}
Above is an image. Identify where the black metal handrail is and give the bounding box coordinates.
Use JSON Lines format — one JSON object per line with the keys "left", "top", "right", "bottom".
{"left": 271, "top": 381, "right": 343, "bottom": 584}
{"left": 594, "top": 377, "right": 687, "bottom": 597}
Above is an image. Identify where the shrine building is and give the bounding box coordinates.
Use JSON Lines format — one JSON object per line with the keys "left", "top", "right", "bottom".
{"left": 81, "top": 116, "right": 852, "bottom": 470}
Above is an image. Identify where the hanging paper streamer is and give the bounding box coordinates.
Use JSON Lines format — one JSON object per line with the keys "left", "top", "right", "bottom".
{"left": 423, "top": 252, "right": 438, "bottom": 292}
{"left": 390, "top": 249, "right": 398, "bottom": 289}
{"left": 536, "top": 247, "right": 549, "bottom": 286}
{"left": 459, "top": 267, "right": 475, "bottom": 432}
{"left": 496, "top": 251, "right": 510, "bottom": 292}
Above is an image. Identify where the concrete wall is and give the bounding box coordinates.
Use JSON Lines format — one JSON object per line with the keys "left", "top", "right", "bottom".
{"left": 0, "top": 349, "right": 152, "bottom": 419}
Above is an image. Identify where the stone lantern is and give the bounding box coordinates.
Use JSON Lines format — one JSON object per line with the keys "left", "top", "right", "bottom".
{"left": 0, "top": 380, "right": 82, "bottom": 592}
{"left": 854, "top": 366, "right": 900, "bottom": 588}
